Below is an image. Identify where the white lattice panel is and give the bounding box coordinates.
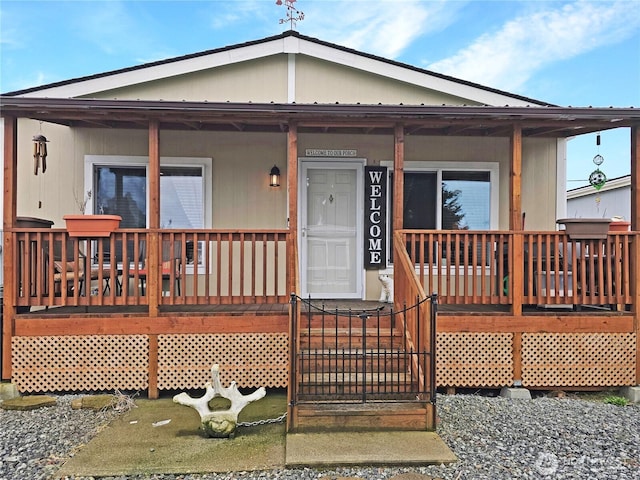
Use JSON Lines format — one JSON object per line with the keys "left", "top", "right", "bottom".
{"left": 12, "top": 335, "right": 149, "bottom": 393}
{"left": 522, "top": 333, "right": 636, "bottom": 387}
{"left": 437, "top": 333, "right": 513, "bottom": 387}
{"left": 157, "top": 333, "right": 289, "bottom": 389}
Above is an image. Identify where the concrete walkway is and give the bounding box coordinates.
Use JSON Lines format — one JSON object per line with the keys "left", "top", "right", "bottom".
{"left": 55, "top": 396, "right": 455, "bottom": 478}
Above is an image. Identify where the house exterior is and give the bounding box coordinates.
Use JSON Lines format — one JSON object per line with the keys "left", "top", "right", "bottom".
{"left": 2, "top": 32, "right": 639, "bottom": 429}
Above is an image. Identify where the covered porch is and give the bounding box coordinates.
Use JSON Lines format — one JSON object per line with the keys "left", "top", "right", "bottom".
{"left": 2, "top": 98, "right": 640, "bottom": 405}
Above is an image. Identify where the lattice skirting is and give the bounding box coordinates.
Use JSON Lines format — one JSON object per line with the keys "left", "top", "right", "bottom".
{"left": 157, "top": 333, "right": 289, "bottom": 390}
{"left": 522, "top": 333, "right": 637, "bottom": 387}
{"left": 12, "top": 335, "right": 149, "bottom": 393}
{"left": 436, "top": 333, "right": 514, "bottom": 387}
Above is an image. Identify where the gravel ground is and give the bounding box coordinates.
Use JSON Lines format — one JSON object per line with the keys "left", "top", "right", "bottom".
{"left": 1, "top": 392, "right": 639, "bottom": 480}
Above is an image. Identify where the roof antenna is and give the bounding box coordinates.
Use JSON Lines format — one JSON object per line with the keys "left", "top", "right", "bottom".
{"left": 276, "top": 0, "right": 304, "bottom": 30}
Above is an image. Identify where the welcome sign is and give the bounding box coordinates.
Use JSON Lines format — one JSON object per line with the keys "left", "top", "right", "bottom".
{"left": 364, "top": 166, "right": 387, "bottom": 269}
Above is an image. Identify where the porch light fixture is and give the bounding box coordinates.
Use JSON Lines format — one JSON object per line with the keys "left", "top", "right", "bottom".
{"left": 269, "top": 165, "right": 281, "bottom": 187}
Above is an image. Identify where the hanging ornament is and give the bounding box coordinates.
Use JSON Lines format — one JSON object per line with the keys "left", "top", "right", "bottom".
{"left": 588, "top": 133, "right": 606, "bottom": 191}
{"left": 589, "top": 169, "right": 607, "bottom": 190}
{"left": 32, "top": 134, "right": 49, "bottom": 175}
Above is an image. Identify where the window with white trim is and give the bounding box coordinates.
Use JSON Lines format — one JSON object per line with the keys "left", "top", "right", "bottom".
{"left": 92, "top": 165, "right": 207, "bottom": 229}
{"left": 85, "top": 155, "right": 212, "bottom": 267}
{"left": 385, "top": 162, "right": 498, "bottom": 265}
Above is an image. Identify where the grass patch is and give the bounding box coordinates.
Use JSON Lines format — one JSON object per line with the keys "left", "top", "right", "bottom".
{"left": 603, "top": 395, "right": 629, "bottom": 406}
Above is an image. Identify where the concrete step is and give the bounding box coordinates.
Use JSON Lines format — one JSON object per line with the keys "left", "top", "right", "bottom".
{"left": 286, "top": 430, "right": 456, "bottom": 466}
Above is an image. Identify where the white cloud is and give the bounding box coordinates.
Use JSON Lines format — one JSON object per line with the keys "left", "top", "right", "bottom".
{"left": 302, "top": 0, "right": 461, "bottom": 58}
{"left": 209, "top": 0, "right": 273, "bottom": 30}
{"left": 72, "top": 1, "right": 150, "bottom": 56}
{"left": 428, "top": 0, "right": 640, "bottom": 91}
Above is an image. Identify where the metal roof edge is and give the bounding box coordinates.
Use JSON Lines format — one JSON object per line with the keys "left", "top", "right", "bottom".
{"left": 567, "top": 174, "right": 631, "bottom": 198}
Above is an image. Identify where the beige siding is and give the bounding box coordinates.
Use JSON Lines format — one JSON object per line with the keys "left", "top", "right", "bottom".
{"left": 84, "top": 56, "right": 289, "bottom": 103}
{"left": 295, "top": 56, "right": 479, "bottom": 105}
{"left": 16, "top": 124, "right": 289, "bottom": 230}
{"left": 79, "top": 53, "right": 479, "bottom": 106}
{"left": 16, "top": 119, "right": 83, "bottom": 226}
{"left": 521, "top": 138, "right": 559, "bottom": 230}
{"left": 16, "top": 120, "right": 556, "bottom": 234}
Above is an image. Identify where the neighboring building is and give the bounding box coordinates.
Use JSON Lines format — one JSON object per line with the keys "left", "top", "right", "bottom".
{"left": 567, "top": 175, "right": 631, "bottom": 221}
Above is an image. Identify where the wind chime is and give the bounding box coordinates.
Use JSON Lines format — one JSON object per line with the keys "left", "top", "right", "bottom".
{"left": 589, "top": 133, "right": 607, "bottom": 210}
{"left": 32, "top": 133, "right": 49, "bottom": 175}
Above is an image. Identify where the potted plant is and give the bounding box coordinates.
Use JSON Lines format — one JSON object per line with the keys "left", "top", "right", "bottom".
{"left": 64, "top": 190, "right": 121, "bottom": 237}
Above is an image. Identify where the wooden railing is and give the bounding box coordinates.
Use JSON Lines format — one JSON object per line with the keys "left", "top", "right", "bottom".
{"left": 155, "top": 230, "right": 290, "bottom": 305}
{"left": 393, "top": 232, "right": 433, "bottom": 397}
{"left": 13, "top": 228, "right": 291, "bottom": 309}
{"left": 13, "top": 227, "right": 634, "bottom": 310}
{"left": 400, "top": 230, "right": 634, "bottom": 307}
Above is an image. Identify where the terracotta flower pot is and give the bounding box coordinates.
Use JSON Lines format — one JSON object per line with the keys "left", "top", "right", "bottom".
{"left": 63, "top": 214, "right": 122, "bottom": 237}
{"left": 609, "top": 220, "right": 631, "bottom": 232}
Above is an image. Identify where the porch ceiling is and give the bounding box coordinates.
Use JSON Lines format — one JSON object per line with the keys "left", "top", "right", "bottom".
{"left": 1, "top": 96, "right": 639, "bottom": 138}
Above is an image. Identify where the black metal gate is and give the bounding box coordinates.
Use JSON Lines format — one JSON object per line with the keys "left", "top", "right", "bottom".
{"left": 290, "top": 294, "right": 437, "bottom": 404}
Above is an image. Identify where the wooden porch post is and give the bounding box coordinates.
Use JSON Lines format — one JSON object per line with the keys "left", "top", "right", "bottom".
{"left": 393, "top": 124, "right": 404, "bottom": 233}
{"left": 393, "top": 124, "right": 405, "bottom": 306}
{"left": 147, "top": 119, "right": 160, "bottom": 399}
{"left": 509, "top": 124, "right": 523, "bottom": 387}
{"left": 631, "top": 126, "right": 640, "bottom": 384}
{"left": 509, "top": 124, "right": 523, "bottom": 232}
{"left": 632, "top": 126, "right": 639, "bottom": 232}
{"left": 148, "top": 118, "right": 160, "bottom": 318}
{"left": 287, "top": 122, "right": 298, "bottom": 294}
{"left": 2, "top": 116, "right": 17, "bottom": 380}
{"left": 286, "top": 121, "right": 298, "bottom": 431}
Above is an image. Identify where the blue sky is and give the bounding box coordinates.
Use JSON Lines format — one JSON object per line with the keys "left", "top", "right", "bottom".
{"left": 1, "top": 0, "right": 639, "bottom": 187}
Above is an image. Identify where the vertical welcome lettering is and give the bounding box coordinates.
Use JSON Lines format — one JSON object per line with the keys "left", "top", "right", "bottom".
{"left": 364, "top": 166, "right": 387, "bottom": 269}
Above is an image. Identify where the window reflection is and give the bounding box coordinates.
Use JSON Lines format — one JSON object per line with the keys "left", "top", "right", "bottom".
{"left": 442, "top": 172, "right": 490, "bottom": 230}
{"left": 93, "top": 165, "right": 204, "bottom": 229}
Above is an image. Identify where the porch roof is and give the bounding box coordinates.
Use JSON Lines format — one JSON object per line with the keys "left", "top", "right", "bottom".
{"left": 1, "top": 96, "right": 639, "bottom": 138}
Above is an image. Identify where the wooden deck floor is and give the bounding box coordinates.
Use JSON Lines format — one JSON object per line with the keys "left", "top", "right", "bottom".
{"left": 16, "top": 299, "right": 629, "bottom": 317}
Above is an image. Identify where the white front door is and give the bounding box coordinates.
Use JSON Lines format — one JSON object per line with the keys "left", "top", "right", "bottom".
{"left": 301, "top": 161, "right": 363, "bottom": 298}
